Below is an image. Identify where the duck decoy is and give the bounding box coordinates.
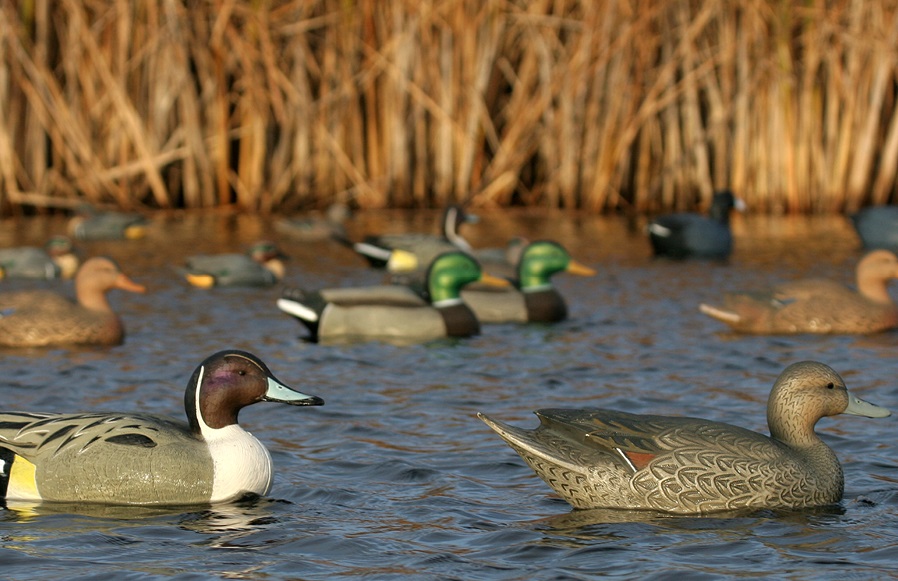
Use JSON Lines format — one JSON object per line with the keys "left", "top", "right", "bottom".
{"left": 276, "top": 251, "right": 508, "bottom": 342}
{"left": 699, "top": 249, "right": 898, "bottom": 334}
{"left": 460, "top": 241, "right": 596, "bottom": 323}
{"left": 647, "top": 190, "right": 745, "bottom": 259}
{"left": 0, "top": 236, "right": 79, "bottom": 280}
{"left": 478, "top": 361, "right": 890, "bottom": 514}
{"left": 275, "top": 203, "right": 352, "bottom": 242}
{"left": 850, "top": 206, "right": 898, "bottom": 252}
{"left": 0, "top": 350, "right": 324, "bottom": 506}
{"left": 68, "top": 205, "right": 148, "bottom": 240}
{"left": 184, "top": 241, "right": 286, "bottom": 288}
{"left": 0, "top": 256, "right": 145, "bottom": 347}
{"left": 346, "top": 204, "right": 478, "bottom": 268}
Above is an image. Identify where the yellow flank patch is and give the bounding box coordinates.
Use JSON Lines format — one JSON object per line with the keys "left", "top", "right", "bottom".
{"left": 186, "top": 273, "right": 216, "bottom": 288}
{"left": 124, "top": 225, "right": 147, "bottom": 240}
{"left": 8, "top": 456, "right": 40, "bottom": 500}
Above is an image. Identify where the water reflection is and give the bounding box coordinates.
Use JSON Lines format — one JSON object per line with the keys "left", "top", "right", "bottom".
{"left": 0, "top": 211, "right": 896, "bottom": 579}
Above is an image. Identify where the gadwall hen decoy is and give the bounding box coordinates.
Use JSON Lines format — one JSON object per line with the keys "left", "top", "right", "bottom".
{"left": 647, "top": 190, "right": 745, "bottom": 259}
{"left": 276, "top": 252, "right": 508, "bottom": 342}
{"left": 346, "top": 205, "right": 478, "bottom": 268}
{"left": 275, "top": 203, "right": 352, "bottom": 241}
{"left": 184, "top": 241, "right": 286, "bottom": 288}
{"left": 0, "top": 256, "right": 145, "bottom": 347}
{"left": 0, "top": 350, "right": 324, "bottom": 506}
{"left": 479, "top": 361, "right": 890, "bottom": 514}
{"left": 460, "top": 241, "right": 596, "bottom": 323}
{"left": 0, "top": 236, "right": 79, "bottom": 280}
{"left": 68, "top": 205, "right": 148, "bottom": 240}
{"left": 699, "top": 250, "right": 898, "bottom": 334}
{"left": 850, "top": 206, "right": 898, "bottom": 252}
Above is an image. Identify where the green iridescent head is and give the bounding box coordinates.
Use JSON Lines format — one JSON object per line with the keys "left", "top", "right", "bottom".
{"left": 426, "top": 252, "right": 485, "bottom": 303}
{"left": 517, "top": 241, "right": 597, "bottom": 289}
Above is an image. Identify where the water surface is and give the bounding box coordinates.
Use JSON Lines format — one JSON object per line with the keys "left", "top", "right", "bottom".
{"left": 0, "top": 210, "right": 896, "bottom": 579}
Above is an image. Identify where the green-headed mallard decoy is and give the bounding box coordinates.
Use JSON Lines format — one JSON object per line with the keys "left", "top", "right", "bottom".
{"left": 699, "top": 250, "right": 898, "bottom": 334}
{"left": 647, "top": 190, "right": 745, "bottom": 259}
{"left": 479, "top": 361, "right": 889, "bottom": 514}
{"left": 184, "top": 241, "right": 286, "bottom": 288}
{"left": 345, "top": 205, "right": 478, "bottom": 268}
{"left": 68, "top": 205, "right": 148, "bottom": 241}
{"left": 461, "top": 240, "right": 596, "bottom": 323}
{"left": 850, "top": 205, "right": 898, "bottom": 252}
{"left": 0, "top": 236, "right": 79, "bottom": 280}
{"left": 275, "top": 203, "right": 352, "bottom": 241}
{"left": 0, "top": 256, "right": 145, "bottom": 347}
{"left": 276, "top": 251, "right": 508, "bottom": 342}
{"left": 0, "top": 350, "right": 323, "bottom": 506}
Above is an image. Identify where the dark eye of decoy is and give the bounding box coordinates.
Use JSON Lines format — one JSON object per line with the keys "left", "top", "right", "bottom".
{"left": 826, "top": 382, "right": 834, "bottom": 390}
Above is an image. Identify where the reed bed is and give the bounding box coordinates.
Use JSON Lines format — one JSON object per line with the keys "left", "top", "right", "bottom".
{"left": 1, "top": 0, "right": 897, "bottom": 215}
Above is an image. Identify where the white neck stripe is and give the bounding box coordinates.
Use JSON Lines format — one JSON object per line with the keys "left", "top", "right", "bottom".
{"left": 194, "top": 364, "right": 210, "bottom": 433}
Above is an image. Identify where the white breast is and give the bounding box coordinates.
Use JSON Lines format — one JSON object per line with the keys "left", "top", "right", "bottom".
{"left": 204, "top": 425, "right": 273, "bottom": 503}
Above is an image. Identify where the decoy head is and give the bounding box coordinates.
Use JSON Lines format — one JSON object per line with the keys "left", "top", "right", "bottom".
{"left": 766, "top": 361, "right": 890, "bottom": 446}
{"left": 517, "top": 241, "right": 597, "bottom": 289}
{"left": 185, "top": 349, "right": 324, "bottom": 433}
{"left": 75, "top": 257, "right": 146, "bottom": 296}
{"left": 425, "top": 252, "right": 508, "bottom": 303}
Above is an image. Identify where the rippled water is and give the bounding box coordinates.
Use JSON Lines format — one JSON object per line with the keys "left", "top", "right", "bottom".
{"left": 1, "top": 210, "right": 897, "bottom": 579}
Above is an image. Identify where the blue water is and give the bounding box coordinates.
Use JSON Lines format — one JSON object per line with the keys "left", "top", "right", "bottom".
{"left": 0, "top": 210, "right": 896, "bottom": 579}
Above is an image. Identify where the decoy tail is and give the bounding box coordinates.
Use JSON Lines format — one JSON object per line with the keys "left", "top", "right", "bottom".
{"left": 698, "top": 303, "right": 741, "bottom": 324}
{"left": 277, "top": 288, "right": 326, "bottom": 338}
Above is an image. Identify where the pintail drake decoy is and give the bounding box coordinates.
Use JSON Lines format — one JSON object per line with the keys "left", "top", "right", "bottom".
{"left": 647, "top": 190, "right": 745, "bottom": 259}
{"left": 277, "top": 251, "right": 508, "bottom": 342}
{"left": 0, "top": 350, "right": 324, "bottom": 506}
{"left": 68, "top": 205, "right": 148, "bottom": 240}
{"left": 347, "top": 204, "right": 478, "bottom": 268}
{"left": 479, "top": 361, "right": 890, "bottom": 514}
{"left": 0, "top": 256, "right": 145, "bottom": 347}
{"left": 699, "top": 249, "right": 898, "bottom": 334}
{"left": 275, "top": 203, "right": 352, "bottom": 242}
{"left": 460, "top": 241, "right": 596, "bottom": 323}
{"left": 185, "top": 241, "right": 286, "bottom": 288}
{"left": 0, "top": 236, "right": 80, "bottom": 280}
{"left": 850, "top": 206, "right": 898, "bottom": 252}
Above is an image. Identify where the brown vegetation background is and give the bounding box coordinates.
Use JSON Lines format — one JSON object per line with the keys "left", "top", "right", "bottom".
{"left": 1, "top": 1, "right": 897, "bottom": 215}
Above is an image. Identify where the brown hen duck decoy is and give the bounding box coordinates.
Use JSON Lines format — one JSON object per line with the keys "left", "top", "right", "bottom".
{"left": 699, "top": 250, "right": 898, "bottom": 334}
{"left": 479, "top": 361, "right": 890, "bottom": 514}
{"left": 0, "top": 257, "right": 145, "bottom": 347}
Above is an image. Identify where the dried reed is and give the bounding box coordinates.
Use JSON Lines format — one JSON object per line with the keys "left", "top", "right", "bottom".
{"left": 1, "top": 0, "right": 897, "bottom": 215}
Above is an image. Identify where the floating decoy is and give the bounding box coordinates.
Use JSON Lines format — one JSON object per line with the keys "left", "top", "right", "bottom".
{"left": 478, "top": 361, "right": 890, "bottom": 514}
{"left": 0, "top": 350, "right": 324, "bottom": 506}
{"left": 275, "top": 203, "right": 352, "bottom": 242}
{"left": 850, "top": 206, "right": 898, "bottom": 252}
{"left": 0, "top": 236, "right": 79, "bottom": 280}
{"left": 68, "top": 205, "right": 148, "bottom": 240}
{"left": 346, "top": 205, "right": 478, "bottom": 268}
{"left": 0, "top": 256, "right": 145, "bottom": 347}
{"left": 277, "top": 251, "right": 508, "bottom": 342}
{"left": 460, "top": 241, "right": 596, "bottom": 323}
{"left": 647, "top": 190, "right": 745, "bottom": 259}
{"left": 184, "top": 241, "right": 286, "bottom": 288}
{"left": 699, "top": 250, "right": 898, "bottom": 334}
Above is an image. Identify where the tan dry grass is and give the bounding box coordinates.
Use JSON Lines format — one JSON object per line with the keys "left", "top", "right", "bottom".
{"left": 1, "top": 0, "right": 897, "bottom": 214}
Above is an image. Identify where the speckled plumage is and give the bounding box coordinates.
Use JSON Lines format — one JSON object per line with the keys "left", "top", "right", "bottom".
{"left": 479, "top": 361, "right": 890, "bottom": 514}
{"left": 0, "top": 257, "right": 145, "bottom": 347}
{"left": 699, "top": 250, "right": 898, "bottom": 334}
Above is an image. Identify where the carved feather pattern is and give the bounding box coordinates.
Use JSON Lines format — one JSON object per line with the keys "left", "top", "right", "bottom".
{"left": 0, "top": 412, "right": 167, "bottom": 458}
{"left": 482, "top": 405, "right": 846, "bottom": 514}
